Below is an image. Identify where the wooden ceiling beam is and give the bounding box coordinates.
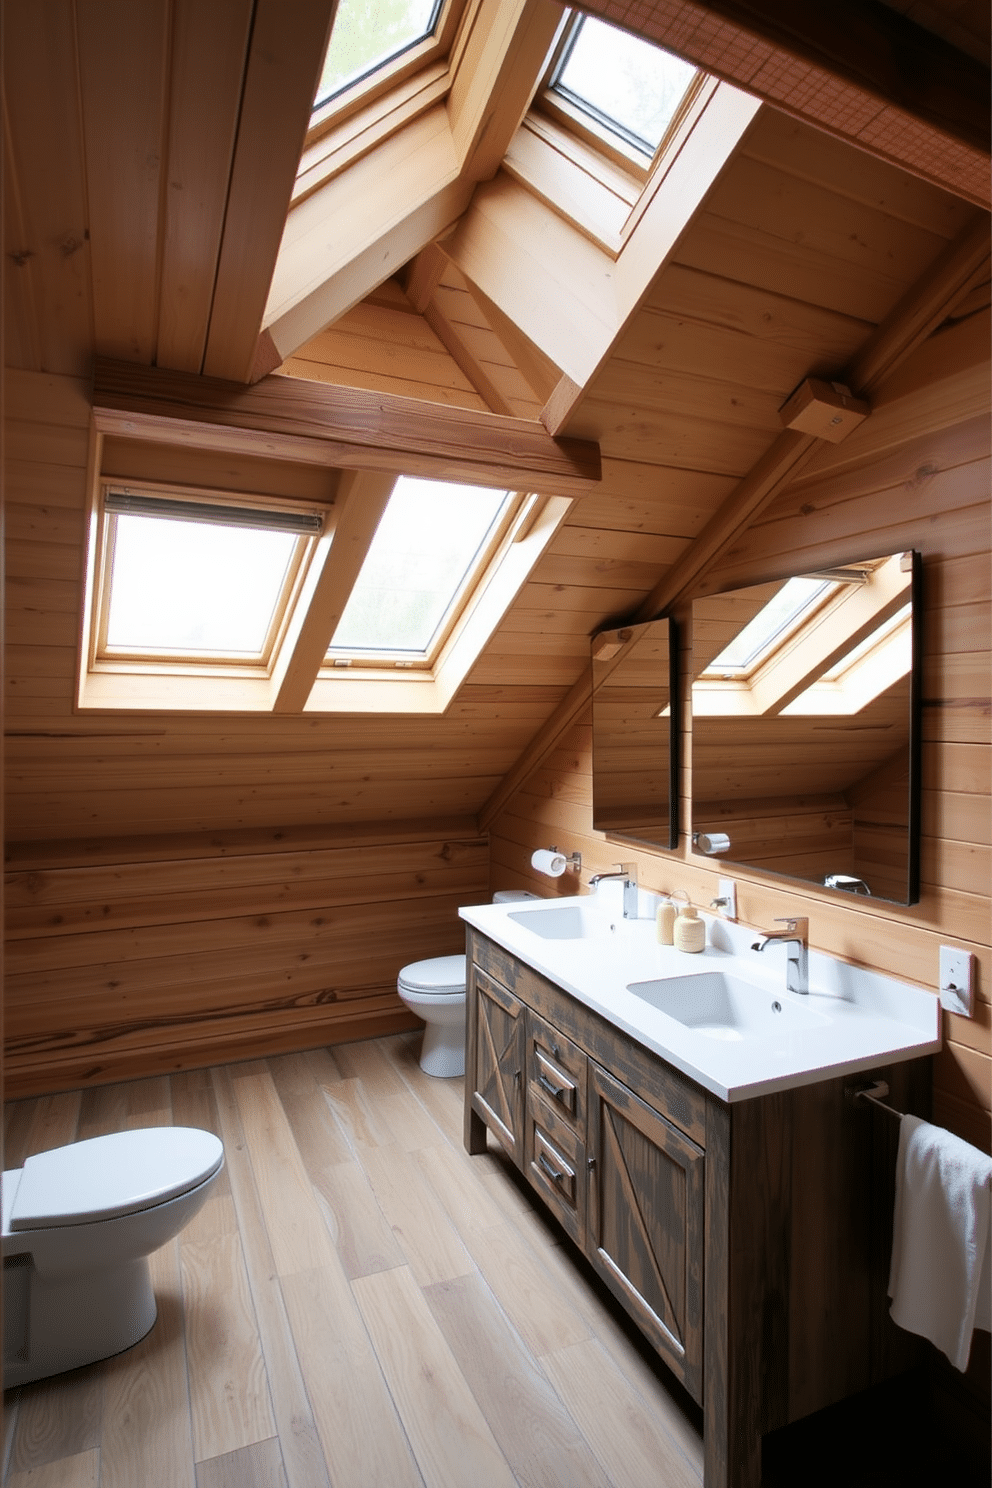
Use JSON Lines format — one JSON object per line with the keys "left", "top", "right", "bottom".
{"left": 270, "top": 471, "right": 396, "bottom": 713}
{"left": 846, "top": 210, "right": 991, "bottom": 398}
{"left": 92, "top": 359, "right": 602, "bottom": 497}
{"left": 670, "top": 0, "right": 990, "bottom": 155}
{"left": 201, "top": 0, "right": 337, "bottom": 382}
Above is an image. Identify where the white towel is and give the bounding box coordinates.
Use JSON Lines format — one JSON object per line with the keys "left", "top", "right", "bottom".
{"left": 888, "top": 1114, "right": 992, "bottom": 1371}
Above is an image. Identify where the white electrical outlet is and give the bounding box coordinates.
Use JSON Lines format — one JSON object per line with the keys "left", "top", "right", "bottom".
{"left": 713, "top": 878, "right": 737, "bottom": 920}
{"left": 939, "top": 945, "right": 974, "bottom": 1018}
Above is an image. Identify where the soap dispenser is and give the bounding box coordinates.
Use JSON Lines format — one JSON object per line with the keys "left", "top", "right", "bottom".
{"left": 655, "top": 897, "right": 676, "bottom": 945}
{"left": 674, "top": 903, "right": 705, "bottom": 954}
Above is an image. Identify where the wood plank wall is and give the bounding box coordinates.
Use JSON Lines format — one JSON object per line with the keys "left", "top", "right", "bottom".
{"left": 4, "top": 820, "right": 486, "bottom": 1095}
{"left": 2, "top": 369, "right": 517, "bottom": 1095}
{"left": 490, "top": 343, "right": 992, "bottom": 1160}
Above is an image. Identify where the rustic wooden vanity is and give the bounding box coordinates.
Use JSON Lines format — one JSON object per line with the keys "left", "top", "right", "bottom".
{"left": 463, "top": 928, "right": 928, "bottom": 1488}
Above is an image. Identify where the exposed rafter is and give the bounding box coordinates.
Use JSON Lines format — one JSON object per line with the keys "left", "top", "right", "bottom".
{"left": 91, "top": 359, "right": 602, "bottom": 497}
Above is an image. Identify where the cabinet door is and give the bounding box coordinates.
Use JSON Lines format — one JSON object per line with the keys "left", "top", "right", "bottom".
{"left": 470, "top": 967, "right": 526, "bottom": 1164}
{"left": 587, "top": 1062, "right": 705, "bottom": 1401}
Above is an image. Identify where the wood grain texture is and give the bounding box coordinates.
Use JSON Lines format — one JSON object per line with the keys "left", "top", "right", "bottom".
{"left": 91, "top": 358, "right": 601, "bottom": 496}
{"left": 351, "top": 1264, "right": 519, "bottom": 1488}
{"left": 8, "top": 1040, "right": 985, "bottom": 1485}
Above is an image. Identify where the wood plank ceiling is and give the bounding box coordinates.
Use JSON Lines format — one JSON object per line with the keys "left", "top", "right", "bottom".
{"left": 2, "top": 0, "right": 989, "bottom": 842}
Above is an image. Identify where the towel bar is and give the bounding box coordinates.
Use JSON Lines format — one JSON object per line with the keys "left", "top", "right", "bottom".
{"left": 847, "top": 1078, "right": 903, "bottom": 1119}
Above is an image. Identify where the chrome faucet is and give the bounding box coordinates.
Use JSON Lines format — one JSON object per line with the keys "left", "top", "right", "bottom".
{"left": 752, "top": 916, "right": 809, "bottom": 995}
{"left": 589, "top": 863, "right": 639, "bottom": 918}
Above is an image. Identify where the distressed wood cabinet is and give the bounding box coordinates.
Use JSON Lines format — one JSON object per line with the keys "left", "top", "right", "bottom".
{"left": 464, "top": 928, "right": 928, "bottom": 1488}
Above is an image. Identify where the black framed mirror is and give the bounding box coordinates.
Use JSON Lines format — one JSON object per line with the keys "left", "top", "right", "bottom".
{"left": 690, "top": 551, "right": 921, "bottom": 904}
{"left": 591, "top": 617, "right": 679, "bottom": 851}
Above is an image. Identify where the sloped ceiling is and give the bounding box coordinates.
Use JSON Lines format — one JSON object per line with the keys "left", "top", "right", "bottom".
{"left": 3, "top": 0, "right": 989, "bottom": 840}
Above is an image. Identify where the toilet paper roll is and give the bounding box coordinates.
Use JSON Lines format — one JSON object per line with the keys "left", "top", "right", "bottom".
{"left": 531, "top": 848, "right": 567, "bottom": 877}
{"left": 695, "top": 832, "right": 731, "bottom": 855}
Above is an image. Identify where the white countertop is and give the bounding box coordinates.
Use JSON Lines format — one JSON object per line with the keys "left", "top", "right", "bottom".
{"left": 459, "top": 887, "right": 941, "bottom": 1103}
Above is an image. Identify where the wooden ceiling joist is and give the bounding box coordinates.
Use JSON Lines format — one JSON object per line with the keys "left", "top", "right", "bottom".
{"left": 675, "top": 0, "right": 990, "bottom": 153}
{"left": 91, "top": 359, "right": 602, "bottom": 497}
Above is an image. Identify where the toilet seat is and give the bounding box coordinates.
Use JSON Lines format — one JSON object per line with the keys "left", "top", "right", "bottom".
{"left": 8, "top": 1126, "right": 224, "bottom": 1231}
{"left": 397, "top": 954, "right": 466, "bottom": 997}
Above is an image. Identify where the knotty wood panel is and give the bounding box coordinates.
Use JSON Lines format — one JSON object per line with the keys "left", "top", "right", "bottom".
{"left": 4, "top": 821, "right": 487, "bottom": 1098}
{"left": 489, "top": 393, "right": 991, "bottom": 1154}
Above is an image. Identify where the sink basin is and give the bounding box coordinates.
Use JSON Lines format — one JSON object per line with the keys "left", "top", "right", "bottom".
{"left": 626, "top": 972, "right": 831, "bottom": 1041}
{"left": 508, "top": 904, "right": 611, "bottom": 940}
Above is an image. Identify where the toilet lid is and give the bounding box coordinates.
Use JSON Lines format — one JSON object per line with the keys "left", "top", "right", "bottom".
{"left": 8, "top": 1126, "right": 224, "bottom": 1230}
{"left": 398, "top": 954, "right": 466, "bottom": 995}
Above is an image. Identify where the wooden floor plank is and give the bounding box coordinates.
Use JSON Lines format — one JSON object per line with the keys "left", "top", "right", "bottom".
{"left": 19, "top": 1090, "right": 81, "bottom": 1162}
{"left": 322, "top": 1074, "right": 399, "bottom": 1151}
{"left": 210, "top": 1067, "right": 332, "bottom": 1488}
{"left": 308, "top": 1160, "right": 406, "bottom": 1280}
{"left": 229, "top": 1068, "right": 334, "bottom": 1276}
{"left": 466, "top": 1216, "right": 593, "bottom": 1358}
{"left": 541, "top": 1335, "right": 704, "bottom": 1488}
{"left": 280, "top": 1264, "right": 424, "bottom": 1488}
{"left": 331, "top": 1036, "right": 411, "bottom": 1098}
{"left": 179, "top": 1195, "right": 276, "bottom": 1464}
{"left": 6, "top": 1448, "right": 100, "bottom": 1488}
{"left": 195, "top": 1436, "right": 288, "bottom": 1488}
{"left": 8, "top": 1364, "right": 104, "bottom": 1476}
{"left": 99, "top": 1239, "right": 195, "bottom": 1488}
{"left": 357, "top": 1141, "right": 475, "bottom": 1287}
{"left": 424, "top": 1271, "right": 614, "bottom": 1488}
{"left": 352, "top": 1264, "right": 519, "bottom": 1488}
{"left": 274, "top": 1082, "right": 354, "bottom": 1171}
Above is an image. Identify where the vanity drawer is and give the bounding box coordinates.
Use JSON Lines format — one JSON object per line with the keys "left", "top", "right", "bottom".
{"left": 527, "top": 1011, "right": 587, "bottom": 1133}
{"left": 525, "top": 1089, "right": 586, "bottom": 1246}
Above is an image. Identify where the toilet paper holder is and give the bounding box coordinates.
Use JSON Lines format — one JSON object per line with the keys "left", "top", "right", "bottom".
{"left": 531, "top": 845, "right": 582, "bottom": 877}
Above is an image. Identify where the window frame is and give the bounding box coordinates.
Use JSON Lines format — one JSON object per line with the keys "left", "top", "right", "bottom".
{"left": 87, "top": 481, "right": 330, "bottom": 680}
{"left": 323, "top": 483, "right": 530, "bottom": 673}
{"left": 311, "top": 0, "right": 447, "bottom": 122}
{"left": 540, "top": 11, "right": 705, "bottom": 175}
{"left": 77, "top": 459, "right": 573, "bottom": 716}
{"left": 297, "top": 0, "right": 470, "bottom": 205}
{"left": 506, "top": 12, "right": 713, "bottom": 257}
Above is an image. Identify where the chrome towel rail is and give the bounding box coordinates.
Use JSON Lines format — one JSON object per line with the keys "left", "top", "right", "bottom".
{"left": 847, "top": 1078, "right": 903, "bottom": 1119}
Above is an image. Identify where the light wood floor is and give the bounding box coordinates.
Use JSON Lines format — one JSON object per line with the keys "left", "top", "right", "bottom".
{"left": 1, "top": 1033, "right": 707, "bottom": 1488}
{"left": 3, "top": 1035, "right": 986, "bottom": 1488}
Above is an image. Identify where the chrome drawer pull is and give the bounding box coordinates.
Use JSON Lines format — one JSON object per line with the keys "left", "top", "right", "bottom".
{"left": 537, "top": 1070, "right": 567, "bottom": 1100}
{"left": 537, "top": 1150, "right": 566, "bottom": 1184}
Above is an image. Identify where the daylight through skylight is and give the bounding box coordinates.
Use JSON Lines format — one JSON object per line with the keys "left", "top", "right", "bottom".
{"left": 314, "top": 0, "right": 443, "bottom": 110}
{"left": 329, "top": 476, "right": 513, "bottom": 657}
{"left": 705, "top": 577, "right": 836, "bottom": 676}
{"left": 105, "top": 514, "right": 298, "bottom": 657}
{"left": 551, "top": 16, "right": 697, "bottom": 155}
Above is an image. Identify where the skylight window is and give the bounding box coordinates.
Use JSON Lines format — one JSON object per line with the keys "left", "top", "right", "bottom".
{"left": 704, "top": 578, "right": 836, "bottom": 677}
{"left": 328, "top": 476, "right": 516, "bottom": 661}
{"left": 314, "top": 0, "right": 444, "bottom": 111}
{"left": 550, "top": 15, "right": 697, "bottom": 157}
{"left": 98, "top": 490, "right": 322, "bottom": 663}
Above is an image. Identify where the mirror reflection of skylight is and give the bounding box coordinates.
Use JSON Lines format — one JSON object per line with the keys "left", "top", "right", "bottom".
{"left": 106, "top": 515, "right": 296, "bottom": 656}
{"left": 552, "top": 16, "right": 697, "bottom": 155}
{"left": 819, "top": 604, "right": 912, "bottom": 681}
{"left": 314, "top": 0, "right": 443, "bottom": 110}
{"left": 705, "top": 578, "right": 836, "bottom": 675}
{"left": 329, "top": 476, "right": 512, "bottom": 656}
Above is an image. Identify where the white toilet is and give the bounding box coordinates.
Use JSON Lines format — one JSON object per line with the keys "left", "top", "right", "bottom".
{"left": 398, "top": 890, "right": 538, "bottom": 1077}
{"left": 2, "top": 1124, "right": 224, "bottom": 1386}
